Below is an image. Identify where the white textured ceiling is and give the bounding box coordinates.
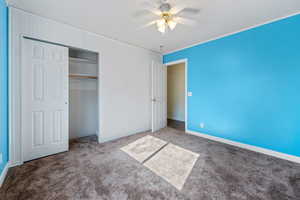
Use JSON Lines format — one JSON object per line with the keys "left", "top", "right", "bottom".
{"left": 7, "top": 0, "right": 300, "bottom": 53}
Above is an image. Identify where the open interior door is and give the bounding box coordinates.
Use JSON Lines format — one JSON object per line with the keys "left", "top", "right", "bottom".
{"left": 151, "top": 60, "right": 167, "bottom": 132}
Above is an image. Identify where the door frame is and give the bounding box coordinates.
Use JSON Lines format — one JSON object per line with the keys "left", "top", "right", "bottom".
{"left": 164, "top": 59, "right": 188, "bottom": 132}
{"left": 9, "top": 35, "right": 102, "bottom": 166}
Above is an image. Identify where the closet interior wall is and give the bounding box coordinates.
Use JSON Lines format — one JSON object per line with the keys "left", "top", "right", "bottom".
{"left": 69, "top": 48, "right": 99, "bottom": 139}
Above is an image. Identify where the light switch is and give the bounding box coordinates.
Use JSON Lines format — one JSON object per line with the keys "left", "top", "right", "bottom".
{"left": 200, "top": 123, "right": 205, "bottom": 128}
{"left": 188, "top": 92, "right": 192, "bottom": 97}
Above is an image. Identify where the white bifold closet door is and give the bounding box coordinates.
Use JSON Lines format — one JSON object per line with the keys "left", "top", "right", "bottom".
{"left": 151, "top": 60, "right": 167, "bottom": 132}
{"left": 21, "top": 38, "right": 69, "bottom": 162}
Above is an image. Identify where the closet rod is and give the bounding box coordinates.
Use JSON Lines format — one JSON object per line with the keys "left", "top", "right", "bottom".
{"left": 69, "top": 74, "right": 98, "bottom": 80}
{"left": 69, "top": 57, "right": 97, "bottom": 64}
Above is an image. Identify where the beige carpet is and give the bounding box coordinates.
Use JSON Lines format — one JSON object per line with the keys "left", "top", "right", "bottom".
{"left": 2, "top": 128, "right": 300, "bottom": 199}
{"left": 120, "top": 135, "right": 167, "bottom": 163}
{"left": 144, "top": 143, "right": 199, "bottom": 190}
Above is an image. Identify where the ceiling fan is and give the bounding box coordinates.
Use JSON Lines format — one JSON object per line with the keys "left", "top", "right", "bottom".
{"left": 134, "top": 0, "right": 201, "bottom": 34}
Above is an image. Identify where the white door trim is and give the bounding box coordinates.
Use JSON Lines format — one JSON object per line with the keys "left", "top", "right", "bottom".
{"left": 164, "top": 59, "right": 188, "bottom": 132}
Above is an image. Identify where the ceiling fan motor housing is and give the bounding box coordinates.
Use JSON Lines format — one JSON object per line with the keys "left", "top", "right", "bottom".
{"left": 159, "top": 3, "right": 171, "bottom": 13}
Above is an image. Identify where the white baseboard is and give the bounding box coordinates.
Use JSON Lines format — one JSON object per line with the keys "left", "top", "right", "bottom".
{"left": 99, "top": 129, "right": 151, "bottom": 143}
{"left": 167, "top": 117, "right": 185, "bottom": 122}
{"left": 186, "top": 129, "right": 300, "bottom": 164}
{"left": 0, "top": 162, "right": 10, "bottom": 187}
{"left": 9, "top": 161, "right": 22, "bottom": 168}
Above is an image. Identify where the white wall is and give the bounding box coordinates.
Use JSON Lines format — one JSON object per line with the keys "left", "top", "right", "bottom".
{"left": 9, "top": 7, "right": 161, "bottom": 166}
{"left": 167, "top": 63, "right": 185, "bottom": 121}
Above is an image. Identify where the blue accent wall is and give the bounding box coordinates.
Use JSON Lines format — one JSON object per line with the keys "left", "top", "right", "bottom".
{"left": 164, "top": 14, "right": 300, "bottom": 157}
{"left": 0, "top": 0, "right": 9, "bottom": 174}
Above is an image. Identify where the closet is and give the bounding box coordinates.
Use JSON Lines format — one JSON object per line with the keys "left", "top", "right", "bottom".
{"left": 69, "top": 48, "right": 99, "bottom": 139}
{"left": 21, "top": 38, "right": 100, "bottom": 161}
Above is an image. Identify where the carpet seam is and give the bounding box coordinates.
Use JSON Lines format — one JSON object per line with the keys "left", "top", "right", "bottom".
{"left": 142, "top": 143, "right": 170, "bottom": 164}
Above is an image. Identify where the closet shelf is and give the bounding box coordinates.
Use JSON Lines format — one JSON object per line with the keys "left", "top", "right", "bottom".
{"left": 69, "top": 57, "right": 97, "bottom": 64}
{"left": 69, "top": 74, "right": 98, "bottom": 80}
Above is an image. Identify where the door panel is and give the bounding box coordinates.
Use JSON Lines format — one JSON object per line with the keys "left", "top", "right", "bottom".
{"left": 33, "top": 64, "right": 44, "bottom": 100}
{"left": 22, "top": 38, "right": 69, "bottom": 162}
{"left": 32, "top": 111, "right": 45, "bottom": 147}
{"left": 151, "top": 61, "right": 167, "bottom": 132}
{"left": 53, "top": 110, "right": 63, "bottom": 143}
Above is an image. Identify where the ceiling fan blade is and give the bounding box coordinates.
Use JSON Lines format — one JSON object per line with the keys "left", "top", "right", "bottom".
{"left": 144, "top": 20, "right": 157, "bottom": 28}
{"left": 170, "top": 5, "right": 186, "bottom": 15}
{"left": 176, "top": 8, "right": 201, "bottom": 16}
{"left": 132, "top": 10, "right": 156, "bottom": 18}
{"left": 137, "top": 20, "right": 157, "bottom": 30}
{"left": 139, "top": 1, "right": 161, "bottom": 16}
{"left": 175, "top": 17, "right": 198, "bottom": 26}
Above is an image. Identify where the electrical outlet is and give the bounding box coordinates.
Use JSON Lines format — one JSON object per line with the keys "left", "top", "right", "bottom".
{"left": 200, "top": 123, "right": 205, "bottom": 128}
{"left": 188, "top": 92, "right": 192, "bottom": 97}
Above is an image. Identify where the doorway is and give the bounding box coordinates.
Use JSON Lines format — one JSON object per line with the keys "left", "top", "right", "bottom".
{"left": 166, "top": 60, "right": 187, "bottom": 131}
{"left": 68, "top": 48, "right": 99, "bottom": 140}
{"left": 150, "top": 59, "right": 187, "bottom": 133}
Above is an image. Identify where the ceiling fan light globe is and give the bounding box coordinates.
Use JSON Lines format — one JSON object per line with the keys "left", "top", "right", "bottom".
{"left": 168, "top": 20, "right": 177, "bottom": 30}
{"left": 156, "top": 19, "right": 166, "bottom": 28}
{"left": 158, "top": 24, "right": 166, "bottom": 33}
